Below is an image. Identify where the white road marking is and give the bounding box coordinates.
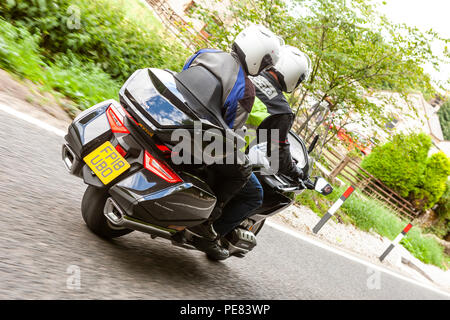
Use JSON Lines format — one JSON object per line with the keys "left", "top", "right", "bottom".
{"left": 266, "top": 220, "right": 450, "bottom": 298}
{"left": 0, "top": 103, "right": 448, "bottom": 298}
{"left": 0, "top": 103, "right": 65, "bottom": 137}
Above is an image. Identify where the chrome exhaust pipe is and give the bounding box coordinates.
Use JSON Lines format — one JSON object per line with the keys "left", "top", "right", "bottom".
{"left": 62, "top": 144, "right": 78, "bottom": 173}
{"left": 104, "top": 197, "right": 173, "bottom": 240}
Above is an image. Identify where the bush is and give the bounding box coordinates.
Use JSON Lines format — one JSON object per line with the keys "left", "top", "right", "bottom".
{"left": 0, "top": 0, "right": 188, "bottom": 82}
{"left": 45, "top": 54, "right": 120, "bottom": 110}
{"left": 415, "top": 151, "right": 450, "bottom": 209}
{"left": 361, "top": 132, "right": 432, "bottom": 198}
{"left": 427, "top": 180, "right": 450, "bottom": 239}
{"left": 0, "top": 18, "right": 44, "bottom": 81}
{"left": 436, "top": 180, "right": 450, "bottom": 219}
{"left": 0, "top": 18, "right": 120, "bottom": 110}
{"left": 438, "top": 100, "right": 450, "bottom": 140}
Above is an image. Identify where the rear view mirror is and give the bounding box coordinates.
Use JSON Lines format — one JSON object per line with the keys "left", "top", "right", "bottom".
{"left": 314, "top": 177, "right": 333, "bottom": 195}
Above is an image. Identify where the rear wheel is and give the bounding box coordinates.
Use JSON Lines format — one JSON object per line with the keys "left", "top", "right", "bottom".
{"left": 81, "top": 186, "right": 133, "bottom": 239}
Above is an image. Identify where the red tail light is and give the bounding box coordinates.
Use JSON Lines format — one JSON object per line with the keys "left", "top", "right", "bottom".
{"left": 143, "top": 151, "right": 181, "bottom": 183}
{"left": 156, "top": 144, "right": 171, "bottom": 153}
{"left": 106, "top": 105, "right": 130, "bottom": 134}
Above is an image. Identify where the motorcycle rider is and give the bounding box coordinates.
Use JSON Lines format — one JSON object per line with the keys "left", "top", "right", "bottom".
{"left": 247, "top": 45, "right": 311, "bottom": 180}
{"left": 210, "top": 46, "right": 311, "bottom": 241}
{"left": 182, "top": 25, "right": 282, "bottom": 260}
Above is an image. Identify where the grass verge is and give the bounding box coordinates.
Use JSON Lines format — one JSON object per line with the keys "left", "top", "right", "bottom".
{"left": 296, "top": 185, "right": 448, "bottom": 269}
{"left": 0, "top": 18, "right": 120, "bottom": 111}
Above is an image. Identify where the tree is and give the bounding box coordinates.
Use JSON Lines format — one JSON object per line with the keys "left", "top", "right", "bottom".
{"left": 186, "top": 0, "right": 448, "bottom": 145}
{"left": 438, "top": 100, "right": 450, "bottom": 140}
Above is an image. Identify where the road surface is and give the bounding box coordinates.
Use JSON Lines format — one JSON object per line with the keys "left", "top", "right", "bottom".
{"left": 0, "top": 105, "right": 448, "bottom": 299}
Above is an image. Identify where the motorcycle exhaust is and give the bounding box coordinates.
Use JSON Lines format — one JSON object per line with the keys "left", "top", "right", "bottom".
{"left": 62, "top": 144, "right": 78, "bottom": 173}
{"left": 104, "top": 197, "right": 173, "bottom": 240}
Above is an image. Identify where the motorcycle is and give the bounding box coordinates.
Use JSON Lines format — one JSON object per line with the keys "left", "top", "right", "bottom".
{"left": 62, "top": 66, "right": 333, "bottom": 260}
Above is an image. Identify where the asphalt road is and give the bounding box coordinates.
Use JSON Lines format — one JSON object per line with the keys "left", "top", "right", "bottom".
{"left": 0, "top": 108, "right": 448, "bottom": 300}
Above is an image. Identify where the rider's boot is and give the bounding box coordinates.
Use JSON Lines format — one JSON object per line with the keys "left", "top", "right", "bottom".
{"left": 192, "top": 236, "right": 229, "bottom": 260}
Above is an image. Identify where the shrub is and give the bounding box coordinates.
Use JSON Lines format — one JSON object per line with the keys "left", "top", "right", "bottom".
{"left": 438, "top": 100, "right": 450, "bottom": 140}
{"left": 0, "top": 0, "right": 188, "bottom": 82}
{"left": 45, "top": 53, "right": 120, "bottom": 110}
{"left": 0, "top": 18, "right": 44, "bottom": 81}
{"left": 361, "top": 132, "right": 432, "bottom": 198}
{"left": 0, "top": 18, "right": 120, "bottom": 110}
{"left": 415, "top": 151, "right": 450, "bottom": 209}
{"left": 427, "top": 181, "right": 450, "bottom": 239}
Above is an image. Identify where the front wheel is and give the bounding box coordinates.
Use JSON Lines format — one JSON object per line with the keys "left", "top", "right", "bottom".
{"left": 81, "top": 186, "right": 133, "bottom": 239}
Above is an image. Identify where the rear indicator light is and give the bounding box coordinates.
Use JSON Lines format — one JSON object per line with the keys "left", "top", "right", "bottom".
{"left": 115, "top": 144, "right": 127, "bottom": 157}
{"left": 143, "top": 151, "right": 181, "bottom": 183}
{"left": 106, "top": 105, "right": 130, "bottom": 134}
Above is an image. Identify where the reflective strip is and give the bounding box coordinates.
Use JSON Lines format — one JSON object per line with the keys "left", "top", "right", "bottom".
{"left": 403, "top": 223, "right": 413, "bottom": 234}
{"left": 392, "top": 233, "right": 405, "bottom": 245}
{"left": 328, "top": 199, "right": 344, "bottom": 215}
{"left": 342, "top": 185, "right": 355, "bottom": 199}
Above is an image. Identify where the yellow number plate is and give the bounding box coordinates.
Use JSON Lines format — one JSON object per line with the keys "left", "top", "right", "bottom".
{"left": 83, "top": 141, "right": 130, "bottom": 185}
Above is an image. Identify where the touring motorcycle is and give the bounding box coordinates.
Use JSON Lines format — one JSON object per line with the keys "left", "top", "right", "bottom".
{"left": 62, "top": 66, "right": 332, "bottom": 260}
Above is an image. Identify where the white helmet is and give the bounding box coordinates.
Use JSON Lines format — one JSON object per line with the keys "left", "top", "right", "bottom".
{"left": 273, "top": 45, "right": 311, "bottom": 93}
{"left": 232, "top": 25, "right": 282, "bottom": 76}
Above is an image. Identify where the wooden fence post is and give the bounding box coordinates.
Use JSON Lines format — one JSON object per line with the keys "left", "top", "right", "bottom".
{"left": 329, "top": 155, "right": 350, "bottom": 183}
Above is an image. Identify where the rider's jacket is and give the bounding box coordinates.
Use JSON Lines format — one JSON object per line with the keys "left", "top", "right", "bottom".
{"left": 183, "top": 49, "right": 255, "bottom": 130}
{"left": 248, "top": 71, "right": 303, "bottom": 179}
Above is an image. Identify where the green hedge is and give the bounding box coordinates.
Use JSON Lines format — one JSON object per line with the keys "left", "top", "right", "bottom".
{"left": 361, "top": 133, "right": 450, "bottom": 210}
{"left": 361, "top": 132, "right": 431, "bottom": 198}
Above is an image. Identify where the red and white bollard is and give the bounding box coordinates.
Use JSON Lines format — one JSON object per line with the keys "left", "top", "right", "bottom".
{"left": 312, "top": 185, "right": 355, "bottom": 234}
{"left": 379, "top": 223, "right": 413, "bottom": 262}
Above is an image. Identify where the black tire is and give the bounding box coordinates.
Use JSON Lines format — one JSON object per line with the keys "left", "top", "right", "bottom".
{"left": 81, "top": 186, "right": 133, "bottom": 239}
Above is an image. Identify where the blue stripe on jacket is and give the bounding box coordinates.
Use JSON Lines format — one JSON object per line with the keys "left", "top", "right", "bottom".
{"left": 224, "top": 66, "right": 246, "bottom": 128}
{"left": 182, "top": 49, "right": 246, "bottom": 128}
